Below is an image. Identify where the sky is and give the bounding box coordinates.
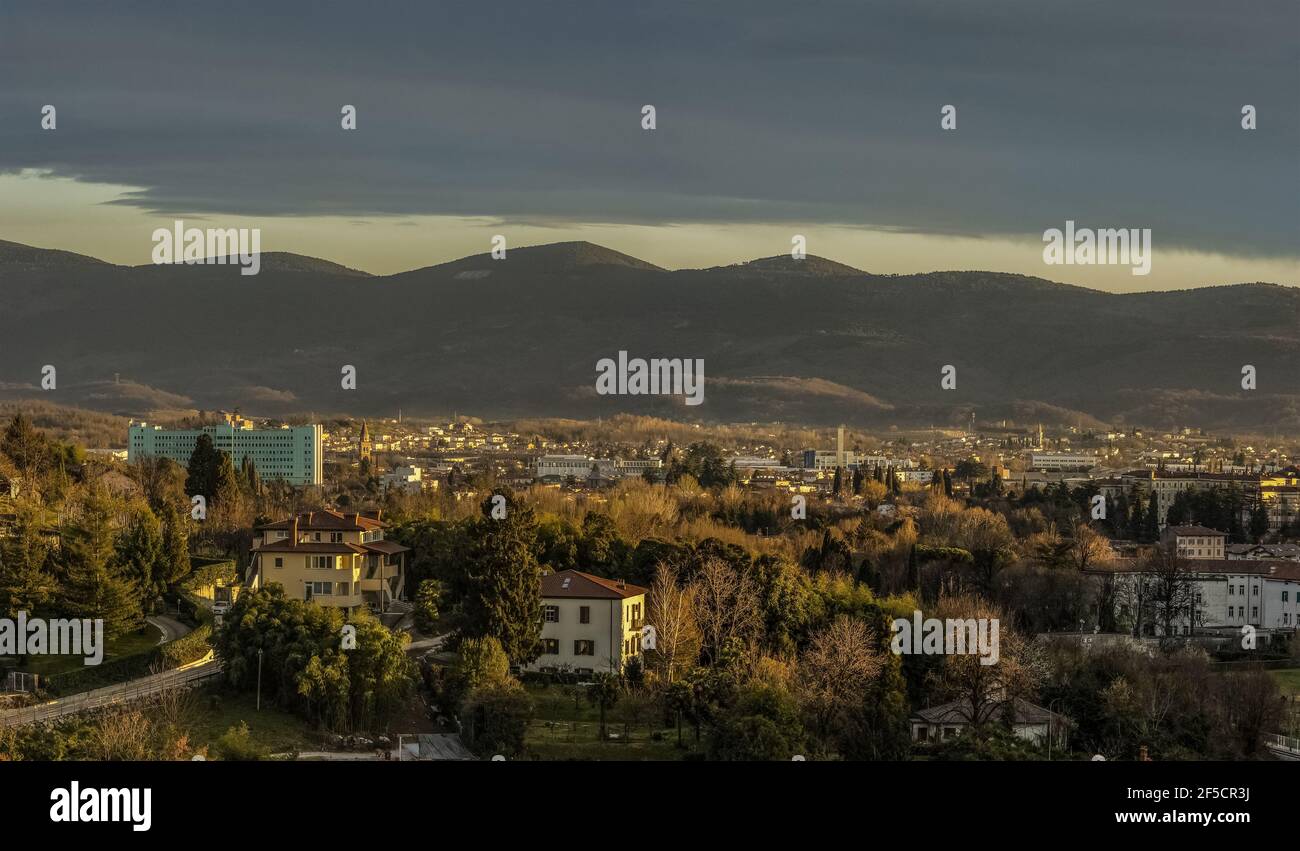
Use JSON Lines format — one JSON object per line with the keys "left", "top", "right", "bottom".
{"left": 0, "top": 0, "right": 1296, "bottom": 291}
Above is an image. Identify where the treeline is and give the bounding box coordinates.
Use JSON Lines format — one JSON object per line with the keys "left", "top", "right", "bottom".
{"left": 394, "top": 490, "right": 1063, "bottom": 760}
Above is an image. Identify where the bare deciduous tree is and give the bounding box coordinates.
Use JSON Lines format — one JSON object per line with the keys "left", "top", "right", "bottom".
{"left": 1143, "top": 543, "right": 1198, "bottom": 638}
{"left": 647, "top": 562, "right": 700, "bottom": 683}
{"left": 930, "top": 592, "right": 1043, "bottom": 728}
{"left": 798, "top": 616, "right": 885, "bottom": 746}
{"left": 1070, "top": 522, "right": 1112, "bottom": 572}
{"left": 689, "top": 557, "right": 760, "bottom": 664}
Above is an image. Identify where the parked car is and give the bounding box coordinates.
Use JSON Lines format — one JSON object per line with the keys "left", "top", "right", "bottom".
{"left": 211, "top": 601, "right": 231, "bottom": 616}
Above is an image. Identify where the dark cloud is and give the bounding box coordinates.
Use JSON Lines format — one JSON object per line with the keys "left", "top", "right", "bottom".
{"left": 1, "top": 0, "right": 1296, "bottom": 257}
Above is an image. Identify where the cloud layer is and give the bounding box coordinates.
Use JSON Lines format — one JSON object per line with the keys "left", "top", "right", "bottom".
{"left": 1, "top": 0, "right": 1296, "bottom": 259}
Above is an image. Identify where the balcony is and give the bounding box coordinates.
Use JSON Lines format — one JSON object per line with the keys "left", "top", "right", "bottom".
{"left": 308, "top": 593, "right": 364, "bottom": 608}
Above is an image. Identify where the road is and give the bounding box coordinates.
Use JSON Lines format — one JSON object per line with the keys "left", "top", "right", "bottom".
{"left": 405, "top": 633, "right": 451, "bottom": 653}
{"left": 0, "top": 655, "right": 221, "bottom": 727}
{"left": 146, "top": 614, "right": 193, "bottom": 644}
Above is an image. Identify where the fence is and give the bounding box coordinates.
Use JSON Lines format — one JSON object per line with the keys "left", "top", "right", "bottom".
{"left": 3, "top": 671, "right": 37, "bottom": 693}
{"left": 1264, "top": 732, "right": 1300, "bottom": 758}
{"left": 0, "top": 654, "right": 223, "bottom": 728}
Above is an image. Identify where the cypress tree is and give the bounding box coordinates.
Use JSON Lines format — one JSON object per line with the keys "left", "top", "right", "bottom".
{"left": 185, "top": 433, "right": 221, "bottom": 498}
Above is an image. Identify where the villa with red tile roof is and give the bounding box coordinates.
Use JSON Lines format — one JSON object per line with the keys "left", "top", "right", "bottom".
{"left": 526, "top": 569, "right": 648, "bottom": 676}
{"left": 250, "top": 509, "right": 408, "bottom": 612}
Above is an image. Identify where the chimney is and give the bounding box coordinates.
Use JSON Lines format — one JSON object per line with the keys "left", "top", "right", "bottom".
{"left": 290, "top": 514, "right": 299, "bottom": 547}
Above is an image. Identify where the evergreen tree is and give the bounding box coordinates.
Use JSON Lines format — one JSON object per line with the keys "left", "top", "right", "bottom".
{"left": 1249, "top": 501, "right": 1271, "bottom": 543}
{"left": 116, "top": 508, "right": 164, "bottom": 607}
{"left": 1113, "top": 491, "right": 1130, "bottom": 538}
{"left": 59, "top": 487, "right": 143, "bottom": 636}
{"left": 63, "top": 559, "right": 142, "bottom": 639}
{"left": 185, "top": 433, "right": 221, "bottom": 498}
{"left": 213, "top": 452, "right": 242, "bottom": 509}
{"left": 1142, "top": 492, "right": 1160, "bottom": 542}
{"left": 0, "top": 503, "right": 56, "bottom": 613}
{"left": 457, "top": 495, "right": 543, "bottom": 664}
{"left": 240, "top": 455, "right": 261, "bottom": 495}
{"left": 1, "top": 412, "right": 49, "bottom": 478}
{"left": 159, "top": 503, "right": 192, "bottom": 587}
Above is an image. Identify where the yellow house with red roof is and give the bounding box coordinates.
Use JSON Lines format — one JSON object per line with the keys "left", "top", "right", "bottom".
{"left": 250, "top": 509, "right": 408, "bottom": 612}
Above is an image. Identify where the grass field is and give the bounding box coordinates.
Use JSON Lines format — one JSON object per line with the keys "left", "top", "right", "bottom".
{"left": 523, "top": 683, "right": 704, "bottom": 761}
{"left": 17, "top": 623, "right": 162, "bottom": 677}
{"left": 1270, "top": 668, "right": 1300, "bottom": 696}
{"left": 186, "top": 689, "right": 322, "bottom": 756}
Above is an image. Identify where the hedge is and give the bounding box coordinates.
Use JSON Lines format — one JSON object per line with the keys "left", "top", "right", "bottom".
{"left": 42, "top": 624, "right": 212, "bottom": 696}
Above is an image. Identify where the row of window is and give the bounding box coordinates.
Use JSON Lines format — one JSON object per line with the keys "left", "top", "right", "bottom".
{"left": 540, "top": 639, "right": 594, "bottom": 656}
{"left": 270, "top": 530, "right": 381, "bottom": 543}
{"left": 543, "top": 605, "right": 591, "bottom": 624}
{"left": 270, "top": 555, "right": 349, "bottom": 569}
{"left": 304, "top": 581, "right": 349, "bottom": 597}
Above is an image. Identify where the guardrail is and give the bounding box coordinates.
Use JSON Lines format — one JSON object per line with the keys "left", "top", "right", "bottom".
{"left": 1264, "top": 732, "right": 1300, "bottom": 755}
{"left": 0, "top": 655, "right": 223, "bottom": 728}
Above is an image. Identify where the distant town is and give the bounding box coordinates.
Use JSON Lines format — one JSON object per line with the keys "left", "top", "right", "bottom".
{"left": 2, "top": 402, "right": 1298, "bottom": 762}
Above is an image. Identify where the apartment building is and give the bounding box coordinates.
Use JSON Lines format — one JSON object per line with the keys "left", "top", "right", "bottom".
{"left": 1028, "top": 452, "right": 1098, "bottom": 471}
{"left": 1161, "top": 525, "right": 1226, "bottom": 560}
{"left": 129, "top": 418, "right": 322, "bottom": 485}
{"left": 1259, "top": 468, "right": 1300, "bottom": 533}
{"left": 533, "top": 455, "right": 661, "bottom": 482}
{"left": 1091, "top": 558, "right": 1300, "bottom": 634}
{"left": 534, "top": 455, "right": 611, "bottom": 481}
{"left": 1118, "top": 469, "right": 1258, "bottom": 528}
{"left": 250, "top": 509, "right": 408, "bottom": 611}
{"left": 381, "top": 465, "right": 426, "bottom": 494}
{"left": 526, "top": 569, "right": 647, "bottom": 675}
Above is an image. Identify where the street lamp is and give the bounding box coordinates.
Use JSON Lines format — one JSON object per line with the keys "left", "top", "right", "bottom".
{"left": 256, "top": 648, "right": 264, "bottom": 712}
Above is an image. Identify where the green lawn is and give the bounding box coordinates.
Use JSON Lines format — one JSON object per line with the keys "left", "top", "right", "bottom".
{"left": 1270, "top": 668, "right": 1300, "bottom": 697}
{"left": 187, "top": 689, "right": 322, "bottom": 755}
{"left": 523, "top": 683, "right": 703, "bottom": 761}
{"left": 17, "top": 623, "right": 162, "bottom": 677}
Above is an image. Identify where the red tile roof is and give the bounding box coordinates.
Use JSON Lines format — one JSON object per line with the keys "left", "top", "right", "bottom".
{"left": 253, "top": 540, "right": 369, "bottom": 554}
{"left": 541, "top": 569, "right": 647, "bottom": 600}
{"left": 1088, "top": 557, "right": 1300, "bottom": 582}
{"left": 256, "top": 509, "right": 385, "bottom": 532}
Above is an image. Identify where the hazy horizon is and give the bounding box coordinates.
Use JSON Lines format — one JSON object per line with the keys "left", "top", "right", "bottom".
{"left": 2, "top": 203, "right": 1296, "bottom": 294}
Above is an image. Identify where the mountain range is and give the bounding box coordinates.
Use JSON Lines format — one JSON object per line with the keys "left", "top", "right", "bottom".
{"left": 1, "top": 238, "right": 1297, "bottom": 432}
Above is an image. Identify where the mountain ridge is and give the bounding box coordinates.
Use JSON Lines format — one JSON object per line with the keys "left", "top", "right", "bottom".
{"left": 2, "top": 237, "right": 1291, "bottom": 295}
{"left": 0, "top": 237, "right": 1296, "bottom": 431}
